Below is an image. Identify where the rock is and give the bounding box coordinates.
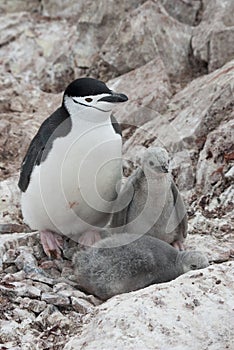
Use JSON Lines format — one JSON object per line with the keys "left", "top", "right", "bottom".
{"left": 186, "top": 230, "right": 233, "bottom": 263}
{"left": 192, "top": 0, "right": 234, "bottom": 72}
{"left": 72, "top": 0, "right": 147, "bottom": 70}
{"left": 14, "top": 247, "right": 39, "bottom": 271}
{"left": 0, "top": 13, "right": 77, "bottom": 91}
{"left": 71, "top": 297, "right": 94, "bottom": 314}
{"left": 39, "top": 54, "right": 75, "bottom": 93}
{"left": 41, "top": 292, "right": 70, "bottom": 306}
{"left": 0, "top": 0, "right": 41, "bottom": 14}
{"left": 35, "top": 304, "right": 70, "bottom": 327}
{"left": 54, "top": 284, "right": 103, "bottom": 307}
{"left": 2, "top": 270, "right": 26, "bottom": 282}
{"left": 0, "top": 76, "right": 62, "bottom": 181}
{"left": 0, "top": 12, "right": 32, "bottom": 48}
{"left": 53, "top": 282, "right": 77, "bottom": 294}
{"left": 0, "top": 280, "right": 41, "bottom": 298}
{"left": 0, "top": 177, "right": 21, "bottom": 224}
{"left": 0, "top": 320, "right": 34, "bottom": 344}
{"left": 12, "top": 307, "right": 36, "bottom": 322}
{"left": 160, "top": 0, "right": 201, "bottom": 26}
{"left": 108, "top": 57, "right": 172, "bottom": 126}
{"left": 42, "top": 0, "right": 146, "bottom": 20}
{"left": 16, "top": 296, "right": 47, "bottom": 313}
{"left": 122, "top": 60, "right": 234, "bottom": 191}
{"left": 225, "top": 166, "right": 234, "bottom": 179}
{"left": 100, "top": 0, "right": 192, "bottom": 82}
{"left": 0, "top": 232, "right": 39, "bottom": 271}
{"left": 196, "top": 119, "right": 234, "bottom": 192}
{"left": 42, "top": 0, "right": 144, "bottom": 69}
{"left": 64, "top": 262, "right": 234, "bottom": 350}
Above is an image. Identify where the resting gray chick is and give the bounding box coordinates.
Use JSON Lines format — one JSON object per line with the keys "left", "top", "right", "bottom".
{"left": 73, "top": 233, "right": 209, "bottom": 300}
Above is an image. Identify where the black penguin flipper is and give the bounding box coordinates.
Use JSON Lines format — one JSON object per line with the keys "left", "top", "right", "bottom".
{"left": 111, "top": 114, "right": 122, "bottom": 136}
{"left": 18, "top": 106, "right": 71, "bottom": 192}
{"left": 18, "top": 134, "right": 44, "bottom": 192}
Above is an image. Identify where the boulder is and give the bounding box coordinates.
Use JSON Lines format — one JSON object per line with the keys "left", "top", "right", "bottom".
{"left": 41, "top": 0, "right": 146, "bottom": 20}
{"left": 0, "top": 0, "right": 41, "bottom": 14}
{"left": 196, "top": 119, "right": 234, "bottom": 192}
{"left": 0, "top": 75, "right": 62, "bottom": 180}
{"left": 0, "top": 12, "right": 78, "bottom": 92}
{"left": 109, "top": 57, "right": 172, "bottom": 126}
{"left": 64, "top": 262, "right": 234, "bottom": 350}
{"left": 192, "top": 0, "right": 234, "bottom": 72}
{"left": 122, "top": 60, "right": 234, "bottom": 190}
{"left": 41, "top": 0, "right": 146, "bottom": 70}
{"left": 160, "top": 0, "right": 201, "bottom": 26}
{"left": 100, "top": 0, "right": 192, "bottom": 82}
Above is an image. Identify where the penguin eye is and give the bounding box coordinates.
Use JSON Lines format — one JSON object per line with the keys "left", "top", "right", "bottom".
{"left": 191, "top": 264, "right": 197, "bottom": 269}
{"left": 85, "top": 98, "right": 93, "bottom": 103}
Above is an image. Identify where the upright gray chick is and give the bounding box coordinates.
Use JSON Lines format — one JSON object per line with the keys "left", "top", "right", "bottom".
{"left": 111, "top": 147, "right": 188, "bottom": 250}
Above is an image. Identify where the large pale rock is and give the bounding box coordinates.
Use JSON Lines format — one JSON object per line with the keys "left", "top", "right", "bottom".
{"left": 108, "top": 58, "right": 172, "bottom": 126}
{"left": 196, "top": 119, "right": 234, "bottom": 192}
{"left": 41, "top": 0, "right": 146, "bottom": 68}
{"left": 187, "top": 212, "right": 234, "bottom": 263}
{"left": 64, "top": 262, "right": 234, "bottom": 350}
{"left": 192, "top": 0, "right": 234, "bottom": 72}
{"left": 42, "top": 0, "right": 146, "bottom": 20}
{"left": 0, "top": 13, "right": 77, "bottom": 91}
{"left": 0, "top": 74, "right": 62, "bottom": 180}
{"left": 0, "top": 177, "right": 21, "bottom": 225}
{"left": 122, "top": 60, "right": 234, "bottom": 190}
{"left": 160, "top": 0, "right": 201, "bottom": 26}
{"left": 100, "top": 0, "right": 192, "bottom": 81}
{"left": 0, "top": 0, "right": 41, "bottom": 13}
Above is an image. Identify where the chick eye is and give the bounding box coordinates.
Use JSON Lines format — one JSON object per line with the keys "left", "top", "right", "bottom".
{"left": 149, "top": 161, "right": 154, "bottom": 166}
{"left": 85, "top": 98, "right": 93, "bottom": 102}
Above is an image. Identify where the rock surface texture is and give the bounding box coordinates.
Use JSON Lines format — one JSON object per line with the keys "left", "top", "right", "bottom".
{"left": 0, "top": 0, "right": 233, "bottom": 349}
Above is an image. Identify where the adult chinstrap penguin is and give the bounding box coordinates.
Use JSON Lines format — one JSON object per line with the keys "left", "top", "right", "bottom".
{"left": 18, "top": 77, "right": 128, "bottom": 258}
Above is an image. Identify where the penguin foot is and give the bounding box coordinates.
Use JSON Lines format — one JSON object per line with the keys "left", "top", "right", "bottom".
{"left": 40, "top": 230, "right": 64, "bottom": 259}
{"left": 78, "top": 230, "right": 101, "bottom": 249}
{"left": 171, "top": 240, "right": 185, "bottom": 251}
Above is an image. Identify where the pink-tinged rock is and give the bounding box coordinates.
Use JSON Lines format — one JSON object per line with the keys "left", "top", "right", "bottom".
{"left": 109, "top": 58, "right": 172, "bottom": 126}
{"left": 160, "top": 0, "right": 201, "bottom": 26}
{"left": 70, "top": 297, "right": 94, "bottom": 314}
{"left": 41, "top": 292, "right": 70, "bottom": 306}
{"left": 100, "top": 0, "right": 192, "bottom": 81}
{"left": 196, "top": 119, "right": 234, "bottom": 192}
{"left": 64, "top": 262, "right": 233, "bottom": 350}
{"left": 192, "top": 0, "right": 234, "bottom": 72}
{"left": 122, "top": 60, "right": 234, "bottom": 189}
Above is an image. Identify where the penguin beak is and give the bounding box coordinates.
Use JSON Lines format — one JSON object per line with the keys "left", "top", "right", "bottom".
{"left": 98, "top": 92, "right": 128, "bottom": 103}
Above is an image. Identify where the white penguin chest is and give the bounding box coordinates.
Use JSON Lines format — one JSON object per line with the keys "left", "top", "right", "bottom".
{"left": 37, "top": 120, "right": 122, "bottom": 210}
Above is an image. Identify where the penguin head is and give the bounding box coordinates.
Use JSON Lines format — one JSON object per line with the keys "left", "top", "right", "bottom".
{"left": 63, "top": 78, "right": 128, "bottom": 117}
{"left": 179, "top": 251, "right": 209, "bottom": 273}
{"left": 142, "top": 147, "right": 170, "bottom": 174}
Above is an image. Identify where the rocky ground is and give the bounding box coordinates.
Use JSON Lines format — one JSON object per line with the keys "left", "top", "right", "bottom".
{"left": 0, "top": 0, "right": 233, "bottom": 349}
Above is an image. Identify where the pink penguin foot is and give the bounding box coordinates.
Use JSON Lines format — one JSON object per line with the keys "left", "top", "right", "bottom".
{"left": 78, "top": 230, "right": 101, "bottom": 249}
{"left": 40, "top": 230, "right": 64, "bottom": 259}
{"left": 171, "top": 240, "right": 185, "bottom": 251}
